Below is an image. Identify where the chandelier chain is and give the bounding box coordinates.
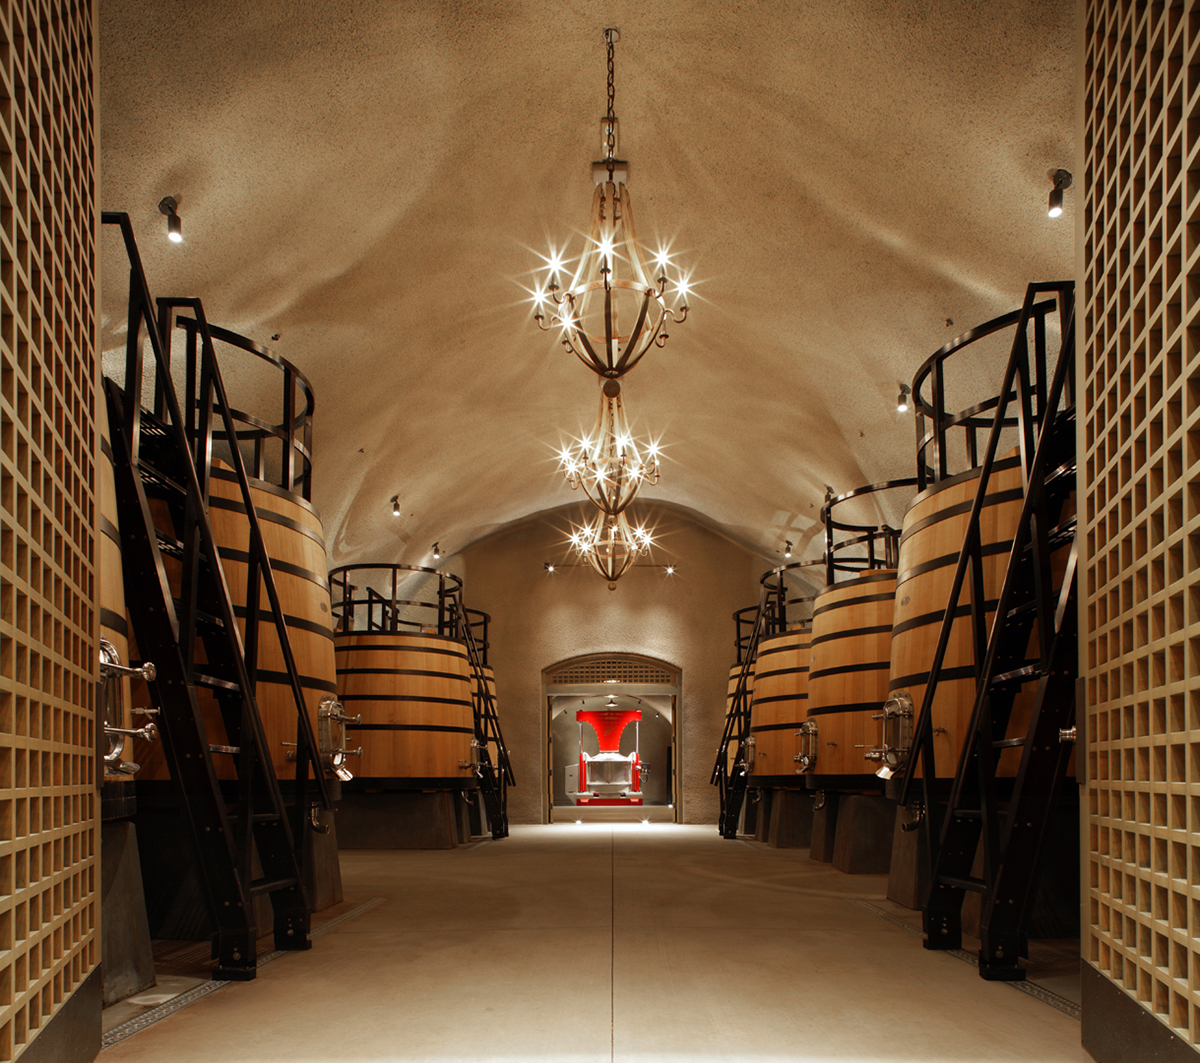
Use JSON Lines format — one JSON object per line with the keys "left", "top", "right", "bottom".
{"left": 605, "top": 28, "right": 616, "bottom": 178}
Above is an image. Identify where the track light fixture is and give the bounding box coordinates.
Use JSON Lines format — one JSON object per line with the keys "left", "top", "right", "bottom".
{"left": 432, "top": 542, "right": 441, "bottom": 560}
{"left": 391, "top": 496, "right": 400, "bottom": 517}
{"left": 1047, "top": 169, "right": 1072, "bottom": 218}
{"left": 897, "top": 382, "right": 910, "bottom": 413}
{"left": 158, "top": 195, "right": 182, "bottom": 243}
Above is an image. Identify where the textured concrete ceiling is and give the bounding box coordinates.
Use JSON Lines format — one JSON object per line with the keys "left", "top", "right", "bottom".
{"left": 98, "top": 0, "right": 1075, "bottom": 572}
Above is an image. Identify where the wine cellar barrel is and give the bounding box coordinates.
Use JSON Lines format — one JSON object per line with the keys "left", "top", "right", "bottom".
{"left": 335, "top": 631, "right": 476, "bottom": 784}
{"left": 748, "top": 628, "right": 810, "bottom": 781}
{"left": 888, "top": 453, "right": 1028, "bottom": 777}
{"left": 206, "top": 464, "right": 339, "bottom": 777}
{"left": 98, "top": 417, "right": 133, "bottom": 774}
{"left": 804, "top": 570, "right": 897, "bottom": 786}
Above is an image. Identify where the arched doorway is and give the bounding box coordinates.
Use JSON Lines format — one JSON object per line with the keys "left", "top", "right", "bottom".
{"left": 542, "top": 653, "right": 681, "bottom": 823}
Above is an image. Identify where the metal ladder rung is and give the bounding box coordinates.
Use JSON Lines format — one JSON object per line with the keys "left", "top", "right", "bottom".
{"left": 209, "top": 743, "right": 240, "bottom": 755}
{"left": 193, "top": 672, "right": 241, "bottom": 693}
{"left": 248, "top": 876, "right": 297, "bottom": 897}
{"left": 938, "top": 875, "right": 988, "bottom": 894}
{"left": 991, "top": 665, "right": 1044, "bottom": 686}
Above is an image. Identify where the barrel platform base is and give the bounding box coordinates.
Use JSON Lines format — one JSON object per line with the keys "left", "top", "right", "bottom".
{"left": 886, "top": 803, "right": 929, "bottom": 909}
{"left": 767, "top": 789, "right": 814, "bottom": 848}
{"left": 336, "top": 790, "right": 469, "bottom": 849}
{"left": 832, "top": 794, "right": 896, "bottom": 874}
{"left": 804, "top": 773, "right": 886, "bottom": 792}
{"left": 810, "top": 792, "right": 840, "bottom": 862}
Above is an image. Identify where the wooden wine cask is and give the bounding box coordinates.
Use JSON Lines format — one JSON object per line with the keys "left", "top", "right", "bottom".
{"left": 804, "top": 570, "right": 898, "bottom": 785}
{"left": 749, "top": 629, "right": 810, "bottom": 781}
{"left": 723, "top": 663, "right": 754, "bottom": 775}
{"left": 98, "top": 419, "right": 133, "bottom": 775}
{"left": 888, "top": 453, "right": 1029, "bottom": 778}
{"left": 206, "top": 464, "right": 339, "bottom": 779}
{"left": 335, "top": 631, "right": 476, "bottom": 785}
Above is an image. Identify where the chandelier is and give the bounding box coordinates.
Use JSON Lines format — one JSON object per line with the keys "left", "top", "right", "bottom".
{"left": 559, "top": 379, "right": 659, "bottom": 516}
{"left": 532, "top": 28, "right": 689, "bottom": 380}
{"left": 569, "top": 510, "right": 654, "bottom": 585}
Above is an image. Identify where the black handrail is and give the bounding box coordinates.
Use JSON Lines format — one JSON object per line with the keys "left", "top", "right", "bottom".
{"left": 161, "top": 314, "right": 317, "bottom": 500}
{"left": 102, "top": 212, "right": 331, "bottom": 815}
{"left": 821, "top": 478, "right": 918, "bottom": 585}
{"left": 910, "top": 299, "right": 1061, "bottom": 490}
{"left": 896, "top": 281, "right": 1075, "bottom": 814}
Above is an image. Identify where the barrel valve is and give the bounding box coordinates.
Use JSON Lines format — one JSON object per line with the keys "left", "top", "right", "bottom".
{"left": 867, "top": 691, "right": 913, "bottom": 780}
{"left": 740, "top": 734, "right": 756, "bottom": 776}
{"left": 284, "top": 697, "right": 362, "bottom": 781}
{"left": 97, "top": 638, "right": 156, "bottom": 775}
{"left": 795, "top": 720, "right": 818, "bottom": 772}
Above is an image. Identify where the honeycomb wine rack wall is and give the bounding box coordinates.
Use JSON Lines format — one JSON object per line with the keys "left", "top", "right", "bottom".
{"left": 0, "top": 2, "right": 97, "bottom": 1059}
{"left": 1082, "top": 0, "right": 1200, "bottom": 1047}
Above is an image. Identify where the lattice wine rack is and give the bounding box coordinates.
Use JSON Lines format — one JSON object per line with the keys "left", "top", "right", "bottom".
{"left": 0, "top": 1, "right": 98, "bottom": 1059}
{"left": 1082, "top": 0, "right": 1200, "bottom": 1047}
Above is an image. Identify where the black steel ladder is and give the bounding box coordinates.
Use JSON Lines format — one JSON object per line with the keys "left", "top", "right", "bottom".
{"left": 103, "top": 212, "right": 331, "bottom": 979}
{"left": 897, "top": 280, "right": 1077, "bottom": 980}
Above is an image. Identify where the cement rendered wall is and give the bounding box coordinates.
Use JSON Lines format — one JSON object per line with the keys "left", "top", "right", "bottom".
{"left": 459, "top": 503, "right": 766, "bottom": 824}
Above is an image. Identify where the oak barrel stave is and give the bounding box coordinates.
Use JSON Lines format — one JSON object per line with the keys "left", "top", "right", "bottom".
{"left": 336, "top": 631, "right": 476, "bottom": 784}
{"left": 749, "top": 629, "right": 810, "bottom": 780}
{"left": 805, "top": 571, "right": 897, "bottom": 783}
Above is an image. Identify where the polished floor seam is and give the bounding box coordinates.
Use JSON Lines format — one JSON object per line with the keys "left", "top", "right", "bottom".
{"left": 850, "top": 898, "right": 1082, "bottom": 1020}
{"left": 101, "top": 896, "right": 387, "bottom": 1050}
{"left": 610, "top": 828, "right": 615, "bottom": 1063}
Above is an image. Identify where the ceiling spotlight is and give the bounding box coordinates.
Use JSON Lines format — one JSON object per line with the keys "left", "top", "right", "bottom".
{"left": 158, "top": 196, "right": 182, "bottom": 243}
{"left": 784, "top": 540, "right": 792, "bottom": 558}
{"left": 432, "top": 542, "right": 441, "bottom": 560}
{"left": 665, "top": 564, "right": 675, "bottom": 575}
{"left": 544, "top": 562, "right": 555, "bottom": 573}
{"left": 897, "top": 382, "right": 910, "bottom": 413}
{"left": 391, "top": 496, "right": 400, "bottom": 517}
{"left": 1048, "top": 168, "right": 1072, "bottom": 218}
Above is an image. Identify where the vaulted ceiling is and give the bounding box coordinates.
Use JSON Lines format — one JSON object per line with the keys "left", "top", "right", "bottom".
{"left": 98, "top": 1, "right": 1075, "bottom": 572}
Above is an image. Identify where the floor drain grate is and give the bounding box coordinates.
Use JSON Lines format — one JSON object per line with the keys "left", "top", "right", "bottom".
{"left": 102, "top": 896, "right": 387, "bottom": 1050}
{"left": 849, "top": 898, "right": 1082, "bottom": 1021}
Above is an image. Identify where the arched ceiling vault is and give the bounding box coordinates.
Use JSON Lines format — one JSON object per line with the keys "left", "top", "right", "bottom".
{"left": 98, "top": 0, "right": 1075, "bottom": 572}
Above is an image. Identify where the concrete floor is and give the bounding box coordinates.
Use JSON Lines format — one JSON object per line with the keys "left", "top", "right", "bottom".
{"left": 101, "top": 824, "right": 1089, "bottom": 1062}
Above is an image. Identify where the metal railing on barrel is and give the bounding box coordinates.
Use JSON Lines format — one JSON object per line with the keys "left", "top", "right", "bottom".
{"left": 328, "top": 564, "right": 513, "bottom": 839}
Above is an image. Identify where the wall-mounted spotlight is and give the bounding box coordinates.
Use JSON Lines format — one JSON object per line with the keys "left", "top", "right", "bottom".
{"left": 1048, "top": 169, "right": 1072, "bottom": 218}
{"left": 391, "top": 496, "right": 400, "bottom": 517}
{"left": 432, "top": 542, "right": 441, "bottom": 560}
{"left": 784, "top": 540, "right": 793, "bottom": 558}
{"left": 897, "top": 382, "right": 910, "bottom": 413}
{"left": 158, "top": 196, "right": 182, "bottom": 243}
